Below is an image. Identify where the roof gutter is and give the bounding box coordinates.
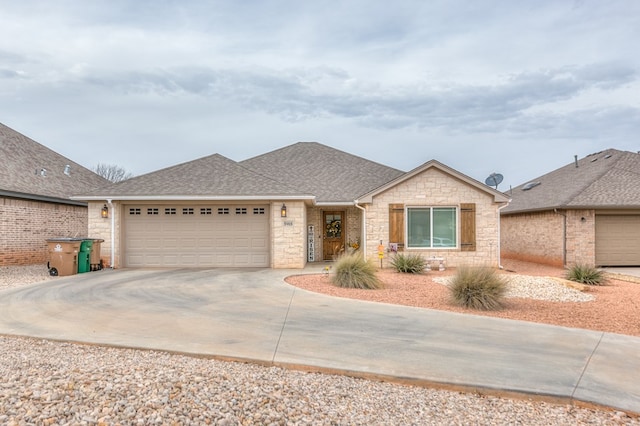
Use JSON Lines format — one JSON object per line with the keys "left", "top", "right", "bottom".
{"left": 1, "top": 189, "right": 87, "bottom": 207}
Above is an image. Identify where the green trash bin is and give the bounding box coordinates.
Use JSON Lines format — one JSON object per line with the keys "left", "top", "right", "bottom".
{"left": 78, "top": 239, "right": 93, "bottom": 273}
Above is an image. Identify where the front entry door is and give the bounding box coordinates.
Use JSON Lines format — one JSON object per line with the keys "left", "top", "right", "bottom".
{"left": 323, "top": 211, "right": 345, "bottom": 260}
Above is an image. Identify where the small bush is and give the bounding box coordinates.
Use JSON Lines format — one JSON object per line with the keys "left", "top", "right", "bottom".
{"left": 391, "top": 253, "right": 427, "bottom": 274}
{"left": 566, "top": 264, "right": 606, "bottom": 286}
{"left": 331, "top": 252, "right": 383, "bottom": 289}
{"left": 449, "top": 266, "right": 506, "bottom": 310}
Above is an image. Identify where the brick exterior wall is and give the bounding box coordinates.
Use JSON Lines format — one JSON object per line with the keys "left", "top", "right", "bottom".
{"left": 501, "top": 209, "right": 596, "bottom": 268}
{"left": 0, "top": 196, "right": 88, "bottom": 266}
{"left": 365, "top": 168, "right": 503, "bottom": 268}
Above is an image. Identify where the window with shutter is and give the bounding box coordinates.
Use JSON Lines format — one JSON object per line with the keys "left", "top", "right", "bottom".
{"left": 389, "top": 204, "right": 405, "bottom": 251}
{"left": 460, "top": 203, "right": 476, "bottom": 251}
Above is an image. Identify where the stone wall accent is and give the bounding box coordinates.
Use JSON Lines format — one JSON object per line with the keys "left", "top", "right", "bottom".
{"left": 1, "top": 196, "right": 87, "bottom": 266}
{"left": 87, "top": 201, "right": 119, "bottom": 268}
{"left": 271, "top": 201, "right": 306, "bottom": 268}
{"left": 365, "top": 168, "right": 503, "bottom": 268}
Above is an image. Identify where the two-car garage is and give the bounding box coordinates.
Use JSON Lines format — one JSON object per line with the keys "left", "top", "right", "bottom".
{"left": 123, "top": 204, "right": 270, "bottom": 268}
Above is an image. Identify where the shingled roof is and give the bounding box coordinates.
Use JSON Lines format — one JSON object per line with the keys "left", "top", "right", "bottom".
{"left": 240, "top": 142, "right": 405, "bottom": 203}
{"left": 77, "top": 153, "right": 311, "bottom": 200}
{"left": 0, "top": 122, "right": 109, "bottom": 204}
{"left": 75, "top": 142, "right": 404, "bottom": 203}
{"left": 502, "top": 149, "right": 640, "bottom": 214}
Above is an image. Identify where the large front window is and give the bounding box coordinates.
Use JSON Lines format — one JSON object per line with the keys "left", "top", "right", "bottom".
{"left": 407, "top": 207, "right": 457, "bottom": 248}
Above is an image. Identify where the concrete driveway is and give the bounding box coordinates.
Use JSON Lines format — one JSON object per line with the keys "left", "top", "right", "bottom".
{"left": 0, "top": 268, "right": 639, "bottom": 415}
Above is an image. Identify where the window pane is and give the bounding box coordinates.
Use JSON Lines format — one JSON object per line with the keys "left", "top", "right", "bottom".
{"left": 433, "top": 208, "right": 456, "bottom": 247}
{"left": 408, "top": 208, "right": 431, "bottom": 247}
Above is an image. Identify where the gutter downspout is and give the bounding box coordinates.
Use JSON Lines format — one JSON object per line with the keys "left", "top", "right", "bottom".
{"left": 554, "top": 208, "right": 567, "bottom": 267}
{"left": 354, "top": 201, "right": 367, "bottom": 258}
{"left": 497, "top": 202, "right": 511, "bottom": 269}
{"left": 107, "top": 199, "right": 115, "bottom": 269}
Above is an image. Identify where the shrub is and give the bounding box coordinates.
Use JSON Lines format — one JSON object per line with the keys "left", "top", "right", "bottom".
{"left": 331, "top": 252, "right": 383, "bottom": 289}
{"left": 566, "top": 264, "right": 606, "bottom": 286}
{"left": 448, "top": 266, "right": 506, "bottom": 310}
{"left": 391, "top": 253, "right": 427, "bottom": 274}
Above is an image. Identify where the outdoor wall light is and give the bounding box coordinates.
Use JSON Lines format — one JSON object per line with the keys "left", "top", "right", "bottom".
{"left": 101, "top": 204, "right": 109, "bottom": 219}
{"left": 280, "top": 203, "right": 287, "bottom": 218}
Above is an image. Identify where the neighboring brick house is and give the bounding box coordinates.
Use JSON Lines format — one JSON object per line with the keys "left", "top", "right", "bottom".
{"left": 0, "top": 123, "right": 110, "bottom": 266}
{"left": 501, "top": 149, "right": 640, "bottom": 267}
{"left": 74, "top": 143, "right": 509, "bottom": 269}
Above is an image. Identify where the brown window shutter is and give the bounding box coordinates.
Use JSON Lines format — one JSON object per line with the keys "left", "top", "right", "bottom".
{"left": 389, "top": 203, "right": 405, "bottom": 251}
{"left": 460, "top": 203, "right": 476, "bottom": 251}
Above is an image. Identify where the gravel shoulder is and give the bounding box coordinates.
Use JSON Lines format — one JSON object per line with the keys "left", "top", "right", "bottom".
{"left": 285, "top": 259, "right": 640, "bottom": 337}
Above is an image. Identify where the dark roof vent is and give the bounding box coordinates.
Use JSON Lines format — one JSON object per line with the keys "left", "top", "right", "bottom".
{"left": 591, "top": 157, "right": 598, "bottom": 163}
{"left": 522, "top": 181, "right": 541, "bottom": 191}
{"left": 604, "top": 154, "right": 612, "bottom": 159}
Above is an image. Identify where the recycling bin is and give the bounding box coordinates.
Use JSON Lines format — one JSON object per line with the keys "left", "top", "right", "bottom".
{"left": 78, "top": 239, "right": 93, "bottom": 273}
{"left": 46, "top": 238, "right": 83, "bottom": 276}
{"left": 90, "top": 239, "right": 105, "bottom": 271}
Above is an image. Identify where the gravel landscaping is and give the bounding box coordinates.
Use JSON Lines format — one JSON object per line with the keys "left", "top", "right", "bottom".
{"left": 1, "top": 263, "right": 639, "bottom": 424}
{"left": 286, "top": 259, "right": 640, "bottom": 337}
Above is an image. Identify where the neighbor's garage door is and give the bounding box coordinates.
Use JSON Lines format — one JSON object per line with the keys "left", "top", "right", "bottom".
{"left": 595, "top": 215, "right": 640, "bottom": 266}
{"left": 124, "top": 205, "right": 270, "bottom": 267}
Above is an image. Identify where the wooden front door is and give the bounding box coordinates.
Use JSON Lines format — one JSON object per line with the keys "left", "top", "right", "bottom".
{"left": 323, "top": 211, "right": 345, "bottom": 260}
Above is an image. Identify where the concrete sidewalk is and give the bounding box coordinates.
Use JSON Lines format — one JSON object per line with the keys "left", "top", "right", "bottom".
{"left": 0, "top": 267, "right": 638, "bottom": 415}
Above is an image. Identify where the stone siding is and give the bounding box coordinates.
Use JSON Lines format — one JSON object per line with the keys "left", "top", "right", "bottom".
{"left": 271, "top": 201, "right": 306, "bottom": 268}
{"left": 1, "top": 197, "right": 88, "bottom": 266}
{"left": 87, "top": 201, "right": 119, "bottom": 268}
{"left": 366, "top": 168, "right": 503, "bottom": 268}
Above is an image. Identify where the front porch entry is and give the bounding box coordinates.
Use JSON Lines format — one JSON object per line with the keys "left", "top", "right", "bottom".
{"left": 323, "top": 211, "right": 345, "bottom": 260}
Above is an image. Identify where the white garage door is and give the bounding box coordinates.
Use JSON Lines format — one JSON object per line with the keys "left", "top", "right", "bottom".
{"left": 124, "top": 205, "right": 270, "bottom": 267}
{"left": 595, "top": 215, "right": 640, "bottom": 266}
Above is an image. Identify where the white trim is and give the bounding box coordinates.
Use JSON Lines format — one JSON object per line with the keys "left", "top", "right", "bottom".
{"left": 73, "top": 195, "right": 315, "bottom": 202}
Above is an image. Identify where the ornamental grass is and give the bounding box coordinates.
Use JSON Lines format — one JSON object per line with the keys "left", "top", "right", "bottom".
{"left": 448, "top": 266, "right": 506, "bottom": 311}
{"left": 566, "top": 264, "right": 606, "bottom": 286}
{"left": 331, "top": 252, "right": 383, "bottom": 290}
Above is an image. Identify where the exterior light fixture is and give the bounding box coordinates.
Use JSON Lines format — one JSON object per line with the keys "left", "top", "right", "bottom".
{"left": 101, "top": 204, "right": 109, "bottom": 219}
{"left": 280, "top": 203, "right": 287, "bottom": 218}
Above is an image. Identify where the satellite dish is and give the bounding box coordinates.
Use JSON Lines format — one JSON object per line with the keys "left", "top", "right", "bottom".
{"left": 485, "top": 172, "right": 504, "bottom": 189}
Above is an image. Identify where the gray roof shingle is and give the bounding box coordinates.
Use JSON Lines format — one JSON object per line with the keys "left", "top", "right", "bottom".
{"left": 240, "top": 142, "right": 405, "bottom": 203}
{"left": 77, "top": 153, "right": 309, "bottom": 199}
{"left": 502, "top": 149, "right": 640, "bottom": 214}
{"left": 0, "top": 122, "right": 110, "bottom": 203}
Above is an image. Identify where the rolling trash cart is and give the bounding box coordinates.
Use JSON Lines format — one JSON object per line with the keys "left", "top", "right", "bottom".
{"left": 46, "top": 238, "right": 83, "bottom": 276}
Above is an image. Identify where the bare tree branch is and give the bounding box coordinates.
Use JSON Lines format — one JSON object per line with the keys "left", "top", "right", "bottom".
{"left": 93, "top": 163, "right": 134, "bottom": 183}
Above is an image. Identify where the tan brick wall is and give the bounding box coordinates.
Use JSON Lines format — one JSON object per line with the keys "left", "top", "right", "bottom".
{"left": 271, "top": 201, "right": 307, "bottom": 268}
{"left": 366, "top": 168, "right": 503, "bottom": 268}
{"left": 566, "top": 209, "right": 596, "bottom": 266}
{"left": 501, "top": 209, "right": 596, "bottom": 267}
{"left": 0, "top": 196, "right": 88, "bottom": 266}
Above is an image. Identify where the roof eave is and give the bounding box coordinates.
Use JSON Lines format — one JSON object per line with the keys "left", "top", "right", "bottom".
{"left": 70, "top": 194, "right": 317, "bottom": 202}
{"left": 1, "top": 189, "right": 88, "bottom": 207}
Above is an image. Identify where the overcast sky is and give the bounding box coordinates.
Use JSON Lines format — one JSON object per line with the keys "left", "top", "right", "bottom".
{"left": 1, "top": 1, "right": 638, "bottom": 190}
